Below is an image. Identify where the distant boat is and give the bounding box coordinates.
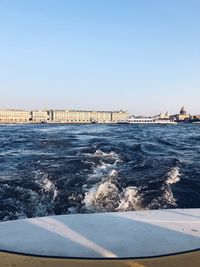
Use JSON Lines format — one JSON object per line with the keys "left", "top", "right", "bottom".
{"left": 118, "top": 117, "right": 177, "bottom": 124}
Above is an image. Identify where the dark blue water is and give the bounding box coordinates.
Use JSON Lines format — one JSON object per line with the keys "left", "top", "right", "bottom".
{"left": 0, "top": 124, "right": 200, "bottom": 221}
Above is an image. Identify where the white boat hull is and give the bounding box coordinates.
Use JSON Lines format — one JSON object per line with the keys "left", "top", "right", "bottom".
{"left": 0, "top": 209, "right": 199, "bottom": 266}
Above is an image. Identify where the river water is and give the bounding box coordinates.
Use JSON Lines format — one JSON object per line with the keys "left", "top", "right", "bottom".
{"left": 0, "top": 124, "right": 200, "bottom": 221}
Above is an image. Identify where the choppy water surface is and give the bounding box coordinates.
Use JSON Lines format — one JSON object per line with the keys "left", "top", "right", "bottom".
{"left": 0, "top": 124, "right": 200, "bottom": 221}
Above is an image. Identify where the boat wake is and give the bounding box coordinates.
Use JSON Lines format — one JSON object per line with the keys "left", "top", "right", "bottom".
{"left": 83, "top": 149, "right": 143, "bottom": 212}
{"left": 148, "top": 166, "right": 181, "bottom": 209}
{"left": 1, "top": 124, "right": 198, "bottom": 222}
{"left": 83, "top": 179, "right": 142, "bottom": 213}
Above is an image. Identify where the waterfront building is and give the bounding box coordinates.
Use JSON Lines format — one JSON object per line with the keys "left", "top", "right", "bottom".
{"left": 0, "top": 108, "right": 128, "bottom": 124}
{"left": 49, "top": 110, "right": 90, "bottom": 123}
{"left": 0, "top": 109, "right": 30, "bottom": 123}
{"left": 158, "top": 112, "right": 170, "bottom": 119}
{"left": 193, "top": 115, "right": 200, "bottom": 119}
{"left": 30, "top": 110, "right": 49, "bottom": 123}
{"left": 49, "top": 110, "right": 94, "bottom": 123}
{"left": 49, "top": 109, "right": 128, "bottom": 123}
{"left": 176, "top": 107, "right": 190, "bottom": 121}
{"left": 111, "top": 110, "right": 128, "bottom": 122}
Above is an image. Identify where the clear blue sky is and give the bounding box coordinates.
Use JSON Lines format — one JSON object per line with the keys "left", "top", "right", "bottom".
{"left": 0, "top": 0, "right": 199, "bottom": 115}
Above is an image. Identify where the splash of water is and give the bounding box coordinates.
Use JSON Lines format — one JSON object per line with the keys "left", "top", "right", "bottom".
{"left": 42, "top": 174, "right": 58, "bottom": 201}
{"left": 83, "top": 180, "right": 143, "bottom": 213}
{"left": 117, "top": 186, "right": 142, "bottom": 211}
{"left": 83, "top": 181, "right": 120, "bottom": 212}
{"left": 164, "top": 166, "right": 181, "bottom": 206}
{"left": 166, "top": 167, "right": 181, "bottom": 185}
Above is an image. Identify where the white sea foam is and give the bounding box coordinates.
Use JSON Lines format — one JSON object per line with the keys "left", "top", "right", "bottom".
{"left": 98, "top": 161, "right": 113, "bottom": 170}
{"left": 117, "top": 186, "right": 142, "bottom": 211}
{"left": 163, "top": 166, "right": 181, "bottom": 206}
{"left": 148, "top": 166, "right": 181, "bottom": 209}
{"left": 82, "top": 184, "right": 88, "bottom": 190}
{"left": 83, "top": 148, "right": 143, "bottom": 212}
{"left": 94, "top": 149, "right": 118, "bottom": 158}
{"left": 87, "top": 164, "right": 113, "bottom": 181}
{"left": 162, "top": 187, "right": 177, "bottom": 206}
{"left": 148, "top": 186, "right": 177, "bottom": 209}
{"left": 42, "top": 175, "right": 58, "bottom": 201}
{"left": 43, "top": 177, "right": 53, "bottom": 191}
{"left": 86, "top": 149, "right": 122, "bottom": 163}
{"left": 38, "top": 126, "right": 67, "bottom": 133}
{"left": 109, "top": 169, "right": 118, "bottom": 177}
{"left": 83, "top": 180, "right": 142, "bottom": 213}
{"left": 166, "top": 167, "right": 181, "bottom": 185}
{"left": 85, "top": 149, "right": 122, "bottom": 183}
{"left": 87, "top": 155, "right": 119, "bottom": 182}
{"left": 83, "top": 181, "right": 120, "bottom": 212}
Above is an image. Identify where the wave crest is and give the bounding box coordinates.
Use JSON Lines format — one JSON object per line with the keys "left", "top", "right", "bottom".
{"left": 166, "top": 167, "right": 181, "bottom": 185}
{"left": 83, "top": 181, "right": 143, "bottom": 213}
{"left": 83, "top": 181, "right": 120, "bottom": 212}
{"left": 117, "top": 186, "right": 142, "bottom": 211}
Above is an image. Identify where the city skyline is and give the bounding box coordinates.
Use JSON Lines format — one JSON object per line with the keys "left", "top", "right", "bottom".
{"left": 0, "top": 105, "right": 197, "bottom": 117}
{"left": 0, "top": 104, "right": 198, "bottom": 117}
{"left": 0, "top": 0, "right": 199, "bottom": 115}
{"left": 0, "top": 106, "right": 199, "bottom": 125}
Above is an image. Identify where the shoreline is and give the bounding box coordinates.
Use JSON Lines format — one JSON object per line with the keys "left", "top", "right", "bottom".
{"left": 0, "top": 122, "right": 199, "bottom": 125}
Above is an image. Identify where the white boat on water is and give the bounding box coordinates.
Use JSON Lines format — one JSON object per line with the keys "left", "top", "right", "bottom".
{"left": 119, "top": 117, "right": 177, "bottom": 124}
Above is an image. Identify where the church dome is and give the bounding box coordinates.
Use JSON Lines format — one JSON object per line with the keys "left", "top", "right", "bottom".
{"left": 180, "top": 106, "right": 187, "bottom": 115}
